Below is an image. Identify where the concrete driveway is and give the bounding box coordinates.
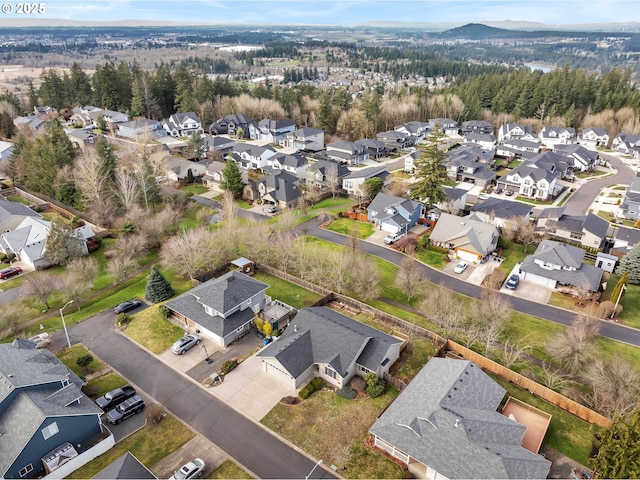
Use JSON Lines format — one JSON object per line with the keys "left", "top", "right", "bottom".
{"left": 209, "top": 353, "right": 296, "bottom": 421}
{"left": 500, "top": 264, "right": 553, "bottom": 304}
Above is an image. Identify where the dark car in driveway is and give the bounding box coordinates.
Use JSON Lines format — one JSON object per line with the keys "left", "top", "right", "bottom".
{"left": 506, "top": 274, "right": 520, "bottom": 290}
{"left": 114, "top": 299, "right": 142, "bottom": 314}
{"left": 106, "top": 395, "right": 145, "bottom": 424}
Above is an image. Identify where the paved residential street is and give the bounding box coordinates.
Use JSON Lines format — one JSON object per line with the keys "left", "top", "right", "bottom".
{"left": 65, "top": 312, "right": 336, "bottom": 480}
{"left": 308, "top": 225, "right": 640, "bottom": 348}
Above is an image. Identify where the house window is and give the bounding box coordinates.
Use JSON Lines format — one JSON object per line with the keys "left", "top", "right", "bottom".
{"left": 19, "top": 464, "right": 33, "bottom": 477}
{"left": 570, "top": 232, "right": 582, "bottom": 240}
{"left": 358, "top": 364, "right": 371, "bottom": 374}
{"left": 42, "top": 422, "right": 59, "bottom": 440}
{"left": 324, "top": 366, "right": 337, "bottom": 379}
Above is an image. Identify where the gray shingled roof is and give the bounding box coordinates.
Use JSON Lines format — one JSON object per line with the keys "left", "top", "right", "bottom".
{"left": 343, "top": 165, "right": 388, "bottom": 180}
{"left": 520, "top": 240, "right": 603, "bottom": 291}
{"left": 470, "top": 198, "right": 532, "bottom": 220}
{"left": 0, "top": 198, "right": 41, "bottom": 226}
{"left": 165, "top": 271, "right": 267, "bottom": 338}
{"left": 257, "top": 307, "right": 401, "bottom": 379}
{"left": 370, "top": 357, "right": 550, "bottom": 479}
{"left": 537, "top": 207, "right": 566, "bottom": 219}
{"left": 94, "top": 452, "right": 157, "bottom": 479}
{"left": 429, "top": 213, "right": 498, "bottom": 257}
{"left": 444, "top": 186, "right": 467, "bottom": 201}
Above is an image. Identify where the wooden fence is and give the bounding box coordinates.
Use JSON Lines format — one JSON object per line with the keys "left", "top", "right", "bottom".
{"left": 255, "top": 264, "right": 612, "bottom": 428}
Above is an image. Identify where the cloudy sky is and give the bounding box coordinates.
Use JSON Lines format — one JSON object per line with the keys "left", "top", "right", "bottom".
{"left": 4, "top": 0, "right": 639, "bottom": 25}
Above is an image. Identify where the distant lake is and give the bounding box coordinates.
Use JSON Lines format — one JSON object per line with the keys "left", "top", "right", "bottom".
{"left": 524, "top": 63, "right": 555, "bottom": 73}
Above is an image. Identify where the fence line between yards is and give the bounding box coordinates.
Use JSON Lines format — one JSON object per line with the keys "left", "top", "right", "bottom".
{"left": 256, "top": 264, "right": 612, "bottom": 428}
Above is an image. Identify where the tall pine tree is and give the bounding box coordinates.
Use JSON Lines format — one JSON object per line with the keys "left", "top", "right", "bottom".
{"left": 616, "top": 244, "right": 640, "bottom": 284}
{"left": 145, "top": 265, "right": 175, "bottom": 303}
{"left": 409, "top": 129, "right": 448, "bottom": 205}
{"left": 219, "top": 157, "right": 244, "bottom": 198}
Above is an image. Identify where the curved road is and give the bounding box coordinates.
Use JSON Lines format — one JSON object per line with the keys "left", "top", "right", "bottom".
{"left": 69, "top": 312, "right": 334, "bottom": 480}
{"left": 562, "top": 153, "right": 635, "bottom": 216}
{"left": 309, "top": 227, "right": 640, "bottom": 347}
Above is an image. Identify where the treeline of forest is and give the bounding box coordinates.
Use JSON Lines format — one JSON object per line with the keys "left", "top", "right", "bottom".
{"left": 19, "top": 55, "right": 640, "bottom": 141}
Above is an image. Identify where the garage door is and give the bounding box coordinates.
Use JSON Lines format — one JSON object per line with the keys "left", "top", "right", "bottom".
{"left": 264, "top": 360, "right": 296, "bottom": 390}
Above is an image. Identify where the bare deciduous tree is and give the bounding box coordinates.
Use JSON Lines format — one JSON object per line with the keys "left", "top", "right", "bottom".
{"left": 324, "top": 162, "right": 340, "bottom": 199}
{"left": 421, "top": 285, "right": 466, "bottom": 336}
{"left": 160, "top": 227, "right": 220, "bottom": 281}
{"left": 66, "top": 256, "right": 99, "bottom": 287}
{"left": 346, "top": 253, "right": 381, "bottom": 301}
{"left": 23, "top": 272, "right": 58, "bottom": 310}
{"left": 0, "top": 302, "right": 30, "bottom": 337}
{"left": 59, "top": 270, "right": 92, "bottom": 311}
{"left": 106, "top": 255, "right": 137, "bottom": 285}
{"left": 499, "top": 337, "right": 533, "bottom": 370}
{"left": 396, "top": 256, "right": 424, "bottom": 303}
{"left": 545, "top": 312, "right": 600, "bottom": 372}
{"left": 474, "top": 288, "right": 511, "bottom": 353}
{"left": 582, "top": 358, "right": 640, "bottom": 417}
{"left": 116, "top": 168, "right": 140, "bottom": 212}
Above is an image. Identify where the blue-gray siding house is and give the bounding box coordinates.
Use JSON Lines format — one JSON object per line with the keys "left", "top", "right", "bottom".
{"left": 0, "top": 340, "right": 110, "bottom": 479}
{"left": 367, "top": 193, "right": 423, "bottom": 234}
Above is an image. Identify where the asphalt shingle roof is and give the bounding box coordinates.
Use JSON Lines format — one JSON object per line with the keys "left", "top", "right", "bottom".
{"left": 470, "top": 198, "right": 532, "bottom": 220}
{"left": 94, "top": 452, "right": 157, "bottom": 479}
{"left": 370, "top": 358, "right": 550, "bottom": 479}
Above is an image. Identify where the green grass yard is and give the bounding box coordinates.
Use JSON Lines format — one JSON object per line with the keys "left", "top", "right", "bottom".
{"left": 324, "top": 218, "right": 374, "bottom": 239}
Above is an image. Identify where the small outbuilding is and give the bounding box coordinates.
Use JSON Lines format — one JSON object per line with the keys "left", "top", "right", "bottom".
{"left": 231, "top": 257, "right": 255, "bottom": 275}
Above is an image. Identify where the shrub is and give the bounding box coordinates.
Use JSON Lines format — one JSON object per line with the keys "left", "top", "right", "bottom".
{"left": 349, "top": 376, "right": 367, "bottom": 393}
{"left": 310, "top": 377, "right": 325, "bottom": 390}
{"left": 145, "top": 404, "right": 166, "bottom": 424}
{"left": 282, "top": 396, "right": 299, "bottom": 405}
{"left": 76, "top": 354, "right": 93, "bottom": 370}
{"left": 6, "top": 252, "right": 15, "bottom": 260}
{"left": 336, "top": 386, "right": 357, "bottom": 399}
{"left": 0, "top": 253, "right": 6, "bottom": 261}
{"left": 158, "top": 305, "right": 171, "bottom": 319}
{"left": 219, "top": 359, "right": 238, "bottom": 375}
{"left": 597, "top": 300, "right": 623, "bottom": 319}
{"left": 116, "top": 313, "right": 129, "bottom": 328}
{"left": 364, "top": 372, "right": 387, "bottom": 398}
{"left": 299, "top": 377, "right": 325, "bottom": 399}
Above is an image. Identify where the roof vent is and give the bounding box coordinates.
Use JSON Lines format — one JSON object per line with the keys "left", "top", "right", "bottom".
{"left": 294, "top": 325, "right": 297, "bottom": 332}
{"left": 454, "top": 419, "right": 459, "bottom": 428}
{"left": 459, "top": 221, "right": 465, "bottom": 225}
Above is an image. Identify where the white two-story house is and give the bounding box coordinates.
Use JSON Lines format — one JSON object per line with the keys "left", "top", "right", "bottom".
{"left": 163, "top": 112, "right": 204, "bottom": 137}
{"left": 232, "top": 143, "right": 278, "bottom": 170}
{"left": 538, "top": 126, "right": 576, "bottom": 147}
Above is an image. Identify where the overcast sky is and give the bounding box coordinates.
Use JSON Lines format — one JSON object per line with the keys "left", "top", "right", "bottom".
{"left": 4, "top": 0, "right": 639, "bottom": 25}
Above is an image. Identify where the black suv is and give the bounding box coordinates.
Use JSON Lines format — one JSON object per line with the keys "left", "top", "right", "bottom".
{"left": 106, "top": 395, "right": 145, "bottom": 424}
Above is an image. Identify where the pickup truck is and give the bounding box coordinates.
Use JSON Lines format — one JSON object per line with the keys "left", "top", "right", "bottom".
{"left": 383, "top": 232, "right": 405, "bottom": 245}
{"left": 95, "top": 385, "right": 137, "bottom": 411}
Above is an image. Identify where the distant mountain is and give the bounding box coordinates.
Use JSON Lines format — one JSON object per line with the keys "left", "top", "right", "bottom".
{"left": 441, "top": 23, "right": 515, "bottom": 39}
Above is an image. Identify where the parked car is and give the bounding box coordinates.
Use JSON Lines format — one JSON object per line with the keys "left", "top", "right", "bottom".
{"left": 114, "top": 299, "right": 141, "bottom": 314}
{"left": 106, "top": 395, "right": 145, "bottom": 424}
{"left": 255, "top": 329, "right": 266, "bottom": 340}
{"left": 0, "top": 266, "right": 22, "bottom": 280}
{"left": 267, "top": 205, "right": 278, "bottom": 214}
{"left": 171, "top": 333, "right": 201, "bottom": 355}
{"left": 170, "top": 458, "right": 206, "bottom": 480}
{"left": 95, "top": 385, "right": 137, "bottom": 411}
{"left": 494, "top": 188, "right": 503, "bottom": 195}
{"left": 506, "top": 274, "right": 520, "bottom": 290}
{"left": 505, "top": 190, "right": 515, "bottom": 196}
{"left": 383, "top": 232, "right": 405, "bottom": 245}
{"left": 454, "top": 261, "right": 468, "bottom": 274}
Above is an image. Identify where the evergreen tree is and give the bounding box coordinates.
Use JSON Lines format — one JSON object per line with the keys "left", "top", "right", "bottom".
{"left": 588, "top": 402, "right": 640, "bottom": 479}
{"left": 69, "top": 62, "right": 93, "bottom": 106}
{"left": 616, "top": 244, "right": 640, "bottom": 284}
{"left": 362, "top": 177, "right": 384, "bottom": 202}
{"left": 138, "top": 156, "right": 162, "bottom": 212}
{"left": 44, "top": 219, "right": 84, "bottom": 266}
{"left": 27, "top": 82, "right": 38, "bottom": 112}
{"left": 145, "top": 265, "right": 175, "bottom": 303}
{"left": 185, "top": 131, "right": 206, "bottom": 160}
{"left": 0, "top": 112, "right": 15, "bottom": 139}
{"left": 96, "top": 114, "right": 108, "bottom": 133}
{"left": 96, "top": 136, "right": 117, "bottom": 181}
{"left": 219, "top": 158, "right": 244, "bottom": 198}
{"left": 409, "top": 129, "right": 448, "bottom": 205}
{"left": 610, "top": 272, "right": 629, "bottom": 305}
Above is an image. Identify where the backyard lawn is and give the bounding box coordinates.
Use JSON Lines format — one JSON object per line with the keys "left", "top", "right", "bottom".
{"left": 57, "top": 344, "right": 106, "bottom": 377}
{"left": 181, "top": 184, "right": 209, "bottom": 195}
{"left": 261, "top": 389, "right": 404, "bottom": 479}
{"left": 252, "top": 271, "right": 323, "bottom": 309}
{"left": 324, "top": 217, "right": 374, "bottom": 239}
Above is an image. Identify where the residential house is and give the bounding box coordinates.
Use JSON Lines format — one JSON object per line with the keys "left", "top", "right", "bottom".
{"left": 428, "top": 118, "right": 459, "bottom": 135}
{"left": 579, "top": 127, "right": 610, "bottom": 148}
{"left": 611, "top": 225, "right": 640, "bottom": 258}
{"left": 0, "top": 140, "right": 14, "bottom": 161}
{"left": 342, "top": 165, "right": 389, "bottom": 196}
{"left": 208, "top": 114, "right": 253, "bottom": 138}
{"left": 232, "top": 143, "right": 277, "bottom": 170}
{"left": 256, "top": 168, "right": 301, "bottom": 209}
{"left": 429, "top": 213, "right": 499, "bottom": 262}
{"left": 0, "top": 340, "right": 113, "bottom": 479}
{"left": 611, "top": 133, "right": 640, "bottom": 156}
{"left": 496, "top": 152, "right": 569, "bottom": 200}
{"left": 34, "top": 106, "right": 56, "bottom": 117}
{"left": 619, "top": 173, "right": 640, "bottom": 221}
{"left": 326, "top": 140, "right": 369, "bottom": 166}
{"left": 13, "top": 115, "right": 45, "bottom": 133}
{"left": 202, "top": 161, "right": 227, "bottom": 190}
{"left": 0, "top": 197, "right": 42, "bottom": 232}
{"left": 367, "top": 193, "right": 423, "bottom": 234}
{"left": 403, "top": 150, "right": 421, "bottom": 174}
{"left": 445, "top": 144, "right": 496, "bottom": 189}
{"left": 151, "top": 152, "right": 208, "bottom": 182}
{"left": 376, "top": 130, "right": 413, "bottom": 152}
{"left": 595, "top": 252, "right": 617, "bottom": 273}
{"left": 355, "top": 138, "right": 387, "bottom": 159}
{"left": 553, "top": 144, "right": 599, "bottom": 172}
{"left": 66, "top": 129, "right": 97, "bottom": 151}
{"left": 463, "top": 133, "right": 497, "bottom": 151}
{"left": 538, "top": 126, "right": 576, "bottom": 147}
{"left": 282, "top": 127, "right": 324, "bottom": 152}
{"left": 165, "top": 270, "right": 269, "bottom": 347}
{"left": 86, "top": 109, "right": 129, "bottom": 126}
{"left": 369, "top": 357, "right": 551, "bottom": 480}
{"left": 497, "top": 123, "right": 534, "bottom": 142}
{"left": 496, "top": 139, "right": 541, "bottom": 159}
{"left": 0, "top": 217, "right": 93, "bottom": 270}
{"left": 248, "top": 118, "right": 296, "bottom": 145}
{"left": 203, "top": 136, "right": 236, "bottom": 157}
{"left": 537, "top": 209, "right": 610, "bottom": 250}
{"left": 469, "top": 197, "right": 532, "bottom": 228}
{"left": 257, "top": 307, "right": 402, "bottom": 390}
{"left": 433, "top": 186, "right": 468, "bottom": 216}
{"left": 305, "top": 159, "right": 350, "bottom": 189}
{"left": 460, "top": 120, "right": 493, "bottom": 136}
{"left": 519, "top": 240, "right": 603, "bottom": 291}
{"left": 94, "top": 452, "right": 157, "bottom": 480}
{"left": 117, "top": 119, "right": 166, "bottom": 140}
{"left": 395, "top": 121, "right": 430, "bottom": 143}
{"left": 163, "top": 112, "right": 204, "bottom": 137}
{"left": 268, "top": 151, "right": 308, "bottom": 176}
